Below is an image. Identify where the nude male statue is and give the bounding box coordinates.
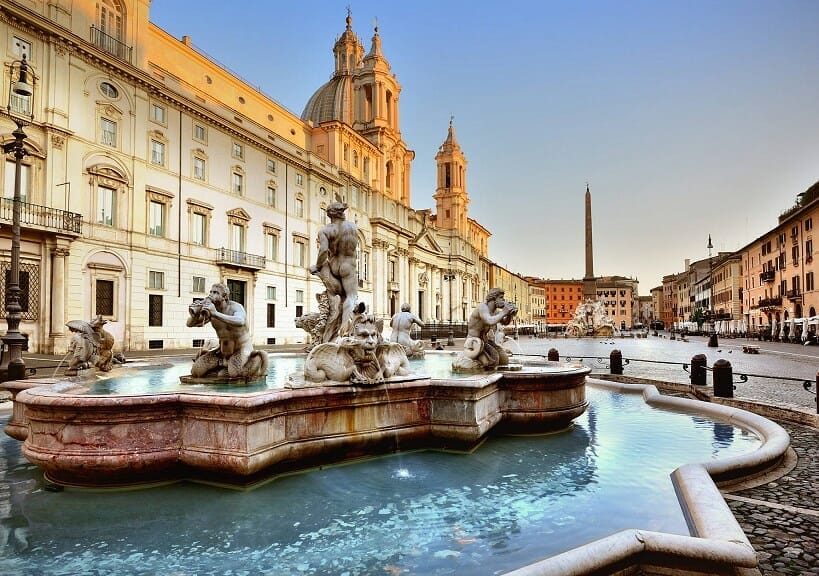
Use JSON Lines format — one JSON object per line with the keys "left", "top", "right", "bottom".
{"left": 461, "top": 287, "right": 518, "bottom": 370}
{"left": 309, "top": 202, "right": 359, "bottom": 339}
{"left": 187, "top": 282, "right": 267, "bottom": 379}
{"left": 390, "top": 303, "right": 425, "bottom": 357}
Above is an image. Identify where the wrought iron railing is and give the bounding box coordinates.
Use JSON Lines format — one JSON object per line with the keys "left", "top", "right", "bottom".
{"left": 757, "top": 296, "right": 782, "bottom": 309}
{"left": 90, "top": 25, "right": 133, "bottom": 63}
{"left": 216, "top": 248, "right": 265, "bottom": 269}
{"left": 786, "top": 288, "right": 801, "bottom": 299}
{"left": 0, "top": 199, "right": 82, "bottom": 234}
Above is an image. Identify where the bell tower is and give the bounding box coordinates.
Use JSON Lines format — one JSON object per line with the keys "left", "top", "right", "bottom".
{"left": 433, "top": 118, "right": 469, "bottom": 236}
{"left": 354, "top": 21, "right": 413, "bottom": 205}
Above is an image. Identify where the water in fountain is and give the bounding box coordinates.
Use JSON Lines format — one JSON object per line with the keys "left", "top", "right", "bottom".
{"left": 0, "top": 385, "right": 761, "bottom": 575}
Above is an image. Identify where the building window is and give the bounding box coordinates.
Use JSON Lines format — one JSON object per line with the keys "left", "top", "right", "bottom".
{"left": 266, "top": 186, "right": 276, "bottom": 207}
{"left": 807, "top": 239, "right": 813, "bottom": 258}
{"left": 267, "top": 286, "right": 277, "bottom": 300}
{"left": 150, "top": 103, "right": 166, "bottom": 124}
{"left": 97, "top": 0, "right": 124, "bottom": 40}
{"left": 193, "top": 156, "right": 206, "bottom": 180}
{"left": 267, "top": 303, "right": 276, "bottom": 327}
{"left": 193, "top": 123, "right": 207, "bottom": 142}
{"left": 807, "top": 218, "right": 813, "bottom": 232}
{"left": 151, "top": 140, "right": 166, "bottom": 166}
{"left": 95, "top": 279, "right": 114, "bottom": 316}
{"left": 807, "top": 272, "right": 815, "bottom": 292}
{"left": 148, "top": 270, "right": 165, "bottom": 290}
{"left": 232, "top": 142, "right": 244, "bottom": 160}
{"left": 97, "top": 185, "right": 115, "bottom": 226}
{"left": 295, "top": 289, "right": 304, "bottom": 303}
{"left": 149, "top": 200, "right": 166, "bottom": 237}
{"left": 100, "top": 117, "right": 117, "bottom": 147}
{"left": 148, "top": 294, "right": 163, "bottom": 326}
{"left": 4, "top": 161, "right": 30, "bottom": 203}
{"left": 293, "top": 238, "right": 307, "bottom": 267}
{"left": 266, "top": 231, "right": 279, "bottom": 261}
{"left": 295, "top": 196, "right": 304, "bottom": 218}
{"left": 96, "top": 81, "right": 118, "bottom": 100}
{"left": 353, "top": 150, "right": 358, "bottom": 167}
{"left": 295, "top": 173, "right": 303, "bottom": 186}
{"left": 192, "top": 276, "right": 206, "bottom": 293}
{"left": 232, "top": 171, "right": 243, "bottom": 195}
{"left": 231, "top": 223, "right": 245, "bottom": 252}
{"left": 266, "top": 158, "right": 276, "bottom": 173}
{"left": 295, "top": 305, "right": 303, "bottom": 318}
{"left": 192, "top": 212, "right": 206, "bottom": 245}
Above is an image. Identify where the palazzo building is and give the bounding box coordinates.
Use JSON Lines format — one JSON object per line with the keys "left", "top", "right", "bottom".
{"left": 0, "top": 1, "right": 491, "bottom": 353}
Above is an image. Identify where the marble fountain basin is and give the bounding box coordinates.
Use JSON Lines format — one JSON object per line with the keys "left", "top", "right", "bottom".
{"left": 2, "top": 355, "right": 590, "bottom": 488}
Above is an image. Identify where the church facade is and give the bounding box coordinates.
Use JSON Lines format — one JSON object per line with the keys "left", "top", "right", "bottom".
{"left": 0, "top": 1, "right": 493, "bottom": 353}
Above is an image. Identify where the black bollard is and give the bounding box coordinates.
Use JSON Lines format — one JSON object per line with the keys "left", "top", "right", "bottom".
{"left": 712, "top": 359, "right": 733, "bottom": 398}
{"left": 610, "top": 349, "right": 623, "bottom": 375}
{"left": 547, "top": 348, "right": 559, "bottom": 362}
{"left": 708, "top": 331, "right": 719, "bottom": 348}
{"left": 690, "top": 354, "right": 707, "bottom": 386}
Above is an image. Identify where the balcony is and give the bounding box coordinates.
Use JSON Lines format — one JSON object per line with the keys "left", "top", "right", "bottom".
{"left": 90, "top": 26, "right": 133, "bottom": 63}
{"left": 786, "top": 289, "right": 802, "bottom": 301}
{"left": 0, "top": 199, "right": 82, "bottom": 235}
{"left": 760, "top": 270, "right": 775, "bottom": 283}
{"left": 757, "top": 296, "right": 782, "bottom": 310}
{"left": 216, "top": 248, "right": 265, "bottom": 271}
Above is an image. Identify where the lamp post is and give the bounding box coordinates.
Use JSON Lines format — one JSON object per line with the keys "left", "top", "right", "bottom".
{"left": 0, "top": 55, "right": 35, "bottom": 382}
{"left": 446, "top": 244, "right": 454, "bottom": 346}
{"left": 707, "top": 234, "right": 718, "bottom": 348}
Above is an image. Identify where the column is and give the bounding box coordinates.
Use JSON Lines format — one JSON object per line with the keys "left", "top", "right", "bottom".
{"left": 49, "top": 246, "right": 70, "bottom": 352}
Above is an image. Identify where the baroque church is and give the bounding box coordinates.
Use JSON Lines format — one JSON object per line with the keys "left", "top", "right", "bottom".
{"left": 0, "top": 1, "right": 494, "bottom": 354}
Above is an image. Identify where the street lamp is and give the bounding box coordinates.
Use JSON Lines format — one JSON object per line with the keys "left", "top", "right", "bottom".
{"left": 445, "top": 244, "right": 454, "bottom": 346}
{"left": 707, "top": 234, "right": 718, "bottom": 348}
{"left": 0, "top": 55, "right": 35, "bottom": 382}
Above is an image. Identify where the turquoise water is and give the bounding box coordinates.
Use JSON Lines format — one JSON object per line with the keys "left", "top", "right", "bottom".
{"left": 79, "top": 352, "right": 465, "bottom": 395}
{"left": 0, "top": 385, "right": 761, "bottom": 575}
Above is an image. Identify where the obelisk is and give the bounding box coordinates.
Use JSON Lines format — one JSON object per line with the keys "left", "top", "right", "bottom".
{"left": 583, "top": 184, "right": 596, "bottom": 299}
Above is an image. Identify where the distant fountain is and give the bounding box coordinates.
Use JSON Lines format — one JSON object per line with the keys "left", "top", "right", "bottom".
{"left": 565, "top": 299, "right": 615, "bottom": 337}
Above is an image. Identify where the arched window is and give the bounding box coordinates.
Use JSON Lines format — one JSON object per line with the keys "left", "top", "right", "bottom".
{"left": 97, "top": 0, "right": 124, "bottom": 40}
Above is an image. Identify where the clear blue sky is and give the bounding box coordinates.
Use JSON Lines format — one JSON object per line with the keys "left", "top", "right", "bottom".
{"left": 150, "top": 1, "right": 819, "bottom": 291}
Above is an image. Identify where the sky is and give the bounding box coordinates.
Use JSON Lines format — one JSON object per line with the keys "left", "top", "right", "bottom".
{"left": 149, "top": 1, "right": 819, "bottom": 291}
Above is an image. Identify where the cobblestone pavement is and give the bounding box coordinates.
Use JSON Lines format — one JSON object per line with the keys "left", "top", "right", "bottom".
{"left": 723, "top": 421, "right": 819, "bottom": 576}
{"left": 4, "top": 336, "right": 819, "bottom": 575}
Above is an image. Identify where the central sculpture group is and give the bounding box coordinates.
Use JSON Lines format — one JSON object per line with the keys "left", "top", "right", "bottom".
{"left": 179, "top": 201, "right": 518, "bottom": 386}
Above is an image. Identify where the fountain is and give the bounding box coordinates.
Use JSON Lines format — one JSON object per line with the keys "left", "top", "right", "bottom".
{"left": 565, "top": 298, "right": 616, "bottom": 337}
{"left": 0, "top": 206, "right": 791, "bottom": 575}
{"left": 1, "top": 206, "right": 590, "bottom": 488}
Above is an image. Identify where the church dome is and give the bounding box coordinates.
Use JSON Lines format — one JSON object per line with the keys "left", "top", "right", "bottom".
{"left": 301, "top": 74, "right": 355, "bottom": 125}
{"left": 301, "top": 12, "right": 362, "bottom": 126}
